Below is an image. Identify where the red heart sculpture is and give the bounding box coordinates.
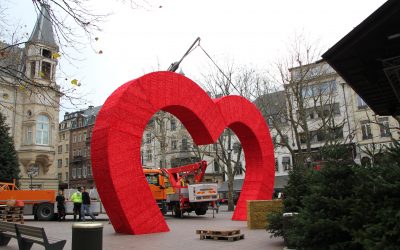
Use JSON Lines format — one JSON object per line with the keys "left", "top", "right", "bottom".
{"left": 91, "top": 72, "right": 274, "bottom": 234}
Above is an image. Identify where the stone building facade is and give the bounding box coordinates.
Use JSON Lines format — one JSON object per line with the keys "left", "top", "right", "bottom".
{"left": 0, "top": 4, "right": 59, "bottom": 189}
{"left": 56, "top": 106, "right": 99, "bottom": 189}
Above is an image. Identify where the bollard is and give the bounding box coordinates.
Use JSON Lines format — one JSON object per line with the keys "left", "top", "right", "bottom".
{"left": 72, "top": 222, "right": 103, "bottom": 250}
{"left": 282, "top": 212, "right": 298, "bottom": 249}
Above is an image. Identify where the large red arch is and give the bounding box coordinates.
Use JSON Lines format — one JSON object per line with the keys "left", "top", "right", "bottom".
{"left": 91, "top": 71, "right": 274, "bottom": 234}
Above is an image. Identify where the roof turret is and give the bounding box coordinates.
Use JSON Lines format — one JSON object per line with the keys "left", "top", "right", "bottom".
{"left": 28, "top": 3, "right": 58, "bottom": 50}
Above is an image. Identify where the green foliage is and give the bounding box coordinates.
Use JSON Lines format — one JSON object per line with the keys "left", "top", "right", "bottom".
{"left": 0, "top": 112, "right": 20, "bottom": 183}
{"left": 268, "top": 143, "right": 400, "bottom": 249}
{"left": 266, "top": 164, "right": 312, "bottom": 237}
{"left": 266, "top": 206, "right": 283, "bottom": 237}
{"left": 282, "top": 164, "right": 313, "bottom": 213}
{"left": 289, "top": 163, "right": 362, "bottom": 249}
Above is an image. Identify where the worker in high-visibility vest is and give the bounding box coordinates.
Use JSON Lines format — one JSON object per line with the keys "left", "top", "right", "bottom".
{"left": 70, "top": 187, "right": 83, "bottom": 221}
{"left": 180, "top": 178, "right": 185, "bottom": 187}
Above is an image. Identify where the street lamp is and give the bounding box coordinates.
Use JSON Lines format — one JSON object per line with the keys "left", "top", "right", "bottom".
{"left": 27, "top": 172, "right": 33, "bottom": 190}
{"left": 27, "top": 165, "right": 39, "bottom": 190}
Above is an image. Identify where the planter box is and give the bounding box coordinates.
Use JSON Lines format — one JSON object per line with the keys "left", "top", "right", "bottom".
{"left": 247, "top": 200, "right": 282, "bottom": 229}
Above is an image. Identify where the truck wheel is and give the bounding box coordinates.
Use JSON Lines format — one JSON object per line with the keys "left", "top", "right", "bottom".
{"left": 161, "top": 205, "right": 167, "bottom": 215}
{"left": 36, "top": 203, "right": 54, "bottom": 221}
{"left": 195, "top": 207, "right": 207, "bottom": 216}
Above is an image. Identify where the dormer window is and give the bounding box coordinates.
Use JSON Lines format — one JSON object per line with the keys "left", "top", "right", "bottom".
{"left": 42, "top": 49, "right": 52, "bottom": 58}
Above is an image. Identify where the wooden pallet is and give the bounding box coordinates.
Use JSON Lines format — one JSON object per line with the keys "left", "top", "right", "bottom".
{"left": 196, "top": 229, "right": 244, "bottom": 242}
{"left": 0, "top": 206, "right": 24, "bottom": 224}
{"left": 196, "top": 229, "right": 241, "bottom": 236}
{"left": 2, "top": 217, "right": 24, "bottom": 224}
{"left": 199, "top": 233, "right": 244, "bottom": 242}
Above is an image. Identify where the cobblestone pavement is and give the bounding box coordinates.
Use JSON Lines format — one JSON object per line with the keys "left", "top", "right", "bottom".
{"left": 2, "top": 206, "right": 284, "bottom": 250}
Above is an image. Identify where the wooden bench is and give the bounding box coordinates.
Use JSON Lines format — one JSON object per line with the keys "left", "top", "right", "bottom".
{"left": 15, "top": 224, "right": 66, "bottom": 250}
{"left": 0, "top": 221, "right": 18, "bottom": 246}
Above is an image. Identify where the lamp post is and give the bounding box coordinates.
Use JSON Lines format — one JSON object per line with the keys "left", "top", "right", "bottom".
{"left": 27, "top": 165, "right": 39, "bottom": 190}
{"left": 28, "top": 172, "right": 33, "bottom": 190}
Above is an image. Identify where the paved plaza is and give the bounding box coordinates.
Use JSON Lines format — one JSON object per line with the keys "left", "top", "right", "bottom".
{"left": 2, "top": 206, "right": 284, "bottom": 250}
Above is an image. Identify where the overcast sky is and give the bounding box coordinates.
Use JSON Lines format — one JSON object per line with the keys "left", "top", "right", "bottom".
{"left": 7, "top": 0, "right": 387, "bottom": 116}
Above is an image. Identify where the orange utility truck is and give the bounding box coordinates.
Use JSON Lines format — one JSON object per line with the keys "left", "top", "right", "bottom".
{"left": 144, "top": 161, "right": 218, "bottom": 218}
{"left": 0, "top": 181, "right": 103, "bottom": 220}
{"left": 0, "top": 180, "right": 56, "bottom": 220}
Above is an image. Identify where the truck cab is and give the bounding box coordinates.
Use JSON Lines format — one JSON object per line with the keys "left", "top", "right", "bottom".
{"left": 143, "top": 169, "right": 172, "bottom": 214}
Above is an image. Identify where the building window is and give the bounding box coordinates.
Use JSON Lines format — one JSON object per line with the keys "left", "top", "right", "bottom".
{"left": 36, "top": 115, "right": 49, "bottom": 145}
{"left": 357, "top": 95, "right": 368, "bottom": 109}
{"left": 77, "top": 168, "right": 82, "bottom": 178}
{"left": 210, "top": 161, "right": 218, "bottom": 173}
{"left": 42, "top": 49, "right": 52, "bottom": 58}
{"left": 146, "top": 133, "right": 152, "bottom": 144}
{"left": 233, "top": 142, "right": 241, "bottom": 153}
{"left": 171, "top": 140, "right": 177, "bottom": 150}
{"left": 41, "top": 61, "right": 51, "bottom": 80}
{"left": 57, "top": 173, "right": 62, "bottom": 181}
{"left": 73, "top": 135, "right": 77, "bottom": 143}
{"left": 235, "top": 162, "right": 243, "bottom": 175}
{"left": 78, "top": 133, "right": 82, "bottom": 142}
{"left": 280, "top": 135, "right": 288, "bottom": 144}
{"left": 83, "top": 132, "right": 87, "bottom": 141}
{"left": 332, "top": 126, "right": 344, "bottom": 139}
{"left": 299, "top": 132, "right": 307, "bottom": 144}
{"left": 315, "top": 130, "right": 326, "bottom": 142}
{"left": 82, "top": 164, "right": 87, "bottom": 178}
{"left": 171, "top": 119, "right": 176, "bottom": 131}
{"left": 361, "top": 121, "right": 373, "bottom": 140}
{"left": 378, "top": 117, "right": 391, "bottom": 137}
{"left": 26, "top": 127, "right": 32, "bottom": 145}
{"left": 83, "top": 148, "right": 86, "bottom": 157}
{"left": 302, "top": 86, "right": 313, "bottom": 98}
{"left": 57, "top": 159, "right": 62, "bottom": 168}
{"left": 87, "top": 163, "right": 92, "bottom": 176}
{"left": 146, "top": 149, "right": 152, "bottom": 162}
{"left": 72, "top": 168, "right": 76, "bottom": 179}
{"left": 275, "top": 158, "right": 279, "bottom": 172}
{"left": 58, "top": 145, "right": 62, "bottom": 154}
{"left": 332, "top": 103, "right": 341, "bottom": 116}
{"left": 87, "top": 146, "right": 90, "bottom": 156}
{"left": 65, "top": 172, "right": 69, "bottom": 181}
{"left": 65, "top": 158, "right": 69, "bottom": 167}
{"left": 282, "top": 157, "right": 291, "bottom": 171}
{"left": 182, "top": 138, "right": 188, "bottom": 151}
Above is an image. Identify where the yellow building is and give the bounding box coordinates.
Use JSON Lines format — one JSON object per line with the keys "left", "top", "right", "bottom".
{"left": 350, "top": 93, "right": 400, "bottom": 165}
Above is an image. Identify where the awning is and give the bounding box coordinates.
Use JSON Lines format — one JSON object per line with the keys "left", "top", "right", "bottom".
{"left": 322, "top": 0, "right": 400, "bottom": 116}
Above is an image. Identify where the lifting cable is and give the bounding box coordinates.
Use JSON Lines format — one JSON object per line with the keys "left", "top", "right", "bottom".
{"left": 167, "top": 37, "right": 241, "bottom": 96}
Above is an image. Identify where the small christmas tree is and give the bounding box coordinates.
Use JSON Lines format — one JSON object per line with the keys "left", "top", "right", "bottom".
{"left": 0, "top": 112, "right": 20, "bottom": 183}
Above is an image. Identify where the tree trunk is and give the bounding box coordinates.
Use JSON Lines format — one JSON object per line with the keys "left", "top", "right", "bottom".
{"left": 227, "top": 173, "right": 234, "bottom": 211}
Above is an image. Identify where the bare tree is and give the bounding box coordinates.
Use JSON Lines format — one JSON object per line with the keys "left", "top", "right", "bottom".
{"left": 263, "top": 35, "right": 355, "bottom": 166}
{"left": 199, "top": 62, "right": 270, "bottom": 211}
{"left": 0, "top": 0, "right": 157, "bottom": 109}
